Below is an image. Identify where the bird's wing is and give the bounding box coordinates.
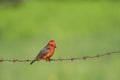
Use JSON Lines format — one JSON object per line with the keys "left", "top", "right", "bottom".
{"left": 35, "top": 46, "right": 50, "bottom": 60}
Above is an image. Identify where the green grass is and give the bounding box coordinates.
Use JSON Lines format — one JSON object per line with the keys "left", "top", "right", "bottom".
{"left": 0, "top": 1, "right": 120, "bottom": 80}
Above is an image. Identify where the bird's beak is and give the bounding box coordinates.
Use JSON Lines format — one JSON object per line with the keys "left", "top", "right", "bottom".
{"left": 55, "top": 46, "right": 57, "bottom": 48}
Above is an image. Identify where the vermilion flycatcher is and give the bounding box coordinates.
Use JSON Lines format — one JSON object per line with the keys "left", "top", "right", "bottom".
{"left": 30, "top": 40, "right": 56, "bottom": 65}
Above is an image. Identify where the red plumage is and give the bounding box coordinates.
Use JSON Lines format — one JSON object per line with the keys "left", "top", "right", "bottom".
{"left": 30, "top": 40, "right": 56, "bottom": 65}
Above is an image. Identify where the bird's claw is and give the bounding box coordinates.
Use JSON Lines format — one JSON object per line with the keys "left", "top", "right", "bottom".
{"left": 46, "top": 58, "right": 53, "bottom": 62}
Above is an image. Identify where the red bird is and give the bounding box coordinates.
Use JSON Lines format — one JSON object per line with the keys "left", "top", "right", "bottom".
{"left": 30, "top": 40, "right": 56, "bottom": 65}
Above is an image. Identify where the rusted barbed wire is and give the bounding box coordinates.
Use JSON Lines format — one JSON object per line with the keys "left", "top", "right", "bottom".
{"left": 0, "top": 51, "right": 120, "bottom": 63}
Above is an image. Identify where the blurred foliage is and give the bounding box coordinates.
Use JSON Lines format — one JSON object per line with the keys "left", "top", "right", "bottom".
{"left": 0, "top": 1, "right": 120, "bottom": 80}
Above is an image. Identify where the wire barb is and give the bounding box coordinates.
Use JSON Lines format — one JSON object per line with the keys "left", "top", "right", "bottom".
{"left": 0, "top": 51, "right": 120, "bottom": 63}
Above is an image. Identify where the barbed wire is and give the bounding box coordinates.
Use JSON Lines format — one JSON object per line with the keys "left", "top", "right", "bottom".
{"left": 0, "top": 51, "right": 120, "bottom": 63}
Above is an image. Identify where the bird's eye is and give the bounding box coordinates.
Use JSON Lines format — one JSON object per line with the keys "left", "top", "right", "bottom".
{"left": 50, "top": 44, "right": 53, "bottom": 46}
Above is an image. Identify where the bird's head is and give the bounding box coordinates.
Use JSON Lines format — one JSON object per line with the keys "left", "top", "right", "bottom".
{"left": 48, "top": 40, "right": 56, "bottom": 48}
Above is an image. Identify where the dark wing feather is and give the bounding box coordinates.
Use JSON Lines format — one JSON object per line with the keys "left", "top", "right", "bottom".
{"left": 35, "top": 46, "right": 50, "bottom": 60}
{"left": 30, "top": 44, "right": 50, "bottom": 65}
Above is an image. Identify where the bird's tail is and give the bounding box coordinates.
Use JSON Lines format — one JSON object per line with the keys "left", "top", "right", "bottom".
{"left": 30, "top": 59, "right": 36, "bottom": 65}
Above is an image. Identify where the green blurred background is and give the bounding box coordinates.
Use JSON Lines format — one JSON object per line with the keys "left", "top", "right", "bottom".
{"left": 0, "top": 0, "right": 120, "bottom": 80}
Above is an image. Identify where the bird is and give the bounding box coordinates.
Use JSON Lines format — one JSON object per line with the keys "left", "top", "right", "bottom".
{"left": 30, "top": 40, "right": 56, "bottom": 65}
